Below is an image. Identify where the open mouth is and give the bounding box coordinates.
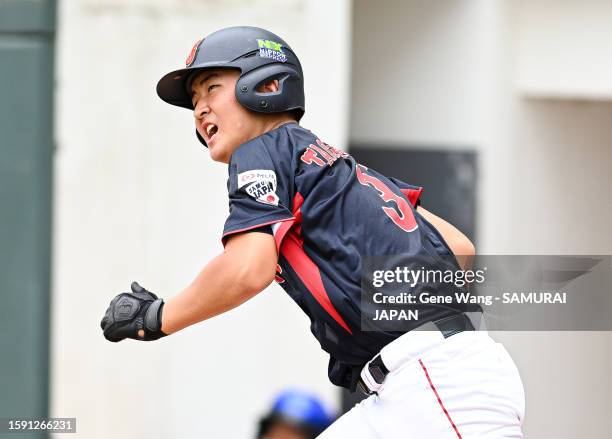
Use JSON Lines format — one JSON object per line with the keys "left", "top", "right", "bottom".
{"left": 205, "top": 124, "right": 218, "bottom": 142}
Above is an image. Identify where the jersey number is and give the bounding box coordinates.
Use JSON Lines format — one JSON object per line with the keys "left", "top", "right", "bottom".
{"left": 355, "top": 165, "right": 418, "bottom": 232}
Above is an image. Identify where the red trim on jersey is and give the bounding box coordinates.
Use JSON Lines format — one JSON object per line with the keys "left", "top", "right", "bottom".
{"left": 221, "top": 217, "right": 294, "bottom": 246}
{"left": 272, "top": 193, "right": 304, "bottom": 252}
{"left": 274, "top": 220, "right": 294, "bottom": 252}
{"left": 274, "top": 264, "right": 285, "bottom": 283}
{"left": 279, "top": 192, "right": 352, "bottom": 334}
{"left": 418, "top": 359, "right": 463, "bottom": 439}
{"left": 400, "top": 187, "right": 423, "bottom": 207}
{"left": 282, "top": 233, "right": 353, "bottom": 334}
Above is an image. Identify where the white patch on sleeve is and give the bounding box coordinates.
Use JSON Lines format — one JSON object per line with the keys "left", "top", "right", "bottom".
{"left": 237, "top": 169, "right": 277, "bottom": 188}
{"left": 237, "top": 169, "right": 279, "bottom": 206}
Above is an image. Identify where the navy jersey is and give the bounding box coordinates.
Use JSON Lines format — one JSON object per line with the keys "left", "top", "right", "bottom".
{"left": 222, "top": 122, "right": 467, "bottom": 391}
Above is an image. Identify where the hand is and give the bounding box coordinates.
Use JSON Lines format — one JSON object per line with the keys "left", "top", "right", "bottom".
{"left": 100, "top": 282, "right": 167, "bottom": 342}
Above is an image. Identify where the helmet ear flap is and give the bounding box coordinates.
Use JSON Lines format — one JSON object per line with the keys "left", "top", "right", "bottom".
{"left": 194, "top": 65, "right": 304, "bottom": 149}
{"left": 195, "top": 129, "right": 208, "bottom": 148}
{"left": 236, "top": 64, "right": 304, "bottom": 114}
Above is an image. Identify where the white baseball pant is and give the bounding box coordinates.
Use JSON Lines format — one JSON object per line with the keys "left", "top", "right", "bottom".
{"left": 318, "top": 329, "right": 525, "bottom": 438}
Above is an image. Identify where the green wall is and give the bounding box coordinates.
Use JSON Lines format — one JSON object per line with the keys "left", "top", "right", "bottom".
{"left": 0, "top": 1, "right": 55, "bottom": 437}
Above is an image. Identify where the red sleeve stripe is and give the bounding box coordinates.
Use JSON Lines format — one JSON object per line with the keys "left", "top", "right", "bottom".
{"left": 400, "top": 187, "right": 423, "bottom": 207}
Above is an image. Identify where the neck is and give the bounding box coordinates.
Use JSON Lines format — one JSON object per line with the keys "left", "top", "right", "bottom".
{"left": 261, "top": 115, "right": 296, "bottom": 133}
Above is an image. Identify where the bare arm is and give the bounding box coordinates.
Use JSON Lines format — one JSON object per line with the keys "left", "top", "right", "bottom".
{"left": 159, "top": 231, "right": 278, "bottom": 335}
{"left": 416, "top": 206, "right": 475, "bottom": 271}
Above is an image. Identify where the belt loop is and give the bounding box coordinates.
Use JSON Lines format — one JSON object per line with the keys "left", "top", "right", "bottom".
{"left": 358, "top": 354, "right": 390, "bottom": 395}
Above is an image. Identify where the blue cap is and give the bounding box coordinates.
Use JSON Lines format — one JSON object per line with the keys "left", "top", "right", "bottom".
{"left": 258, "top": 389, "right": 335, "bottom": 438}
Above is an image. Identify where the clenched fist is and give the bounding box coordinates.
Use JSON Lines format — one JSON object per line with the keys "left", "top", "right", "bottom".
{"left": 100, "top": 282, "right": 167, "bottom": 342}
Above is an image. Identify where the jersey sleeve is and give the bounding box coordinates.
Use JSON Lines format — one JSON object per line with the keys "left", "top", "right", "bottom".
{"left": 387, "top": 176, "right": 423, "bottom": 208}
{"left": 221, "top": 140, "right": 294, "bottom": 245}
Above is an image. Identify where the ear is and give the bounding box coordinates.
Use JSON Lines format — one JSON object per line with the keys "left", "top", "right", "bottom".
{"left": 257, "top": 79, "right": 280, "bottom": 93}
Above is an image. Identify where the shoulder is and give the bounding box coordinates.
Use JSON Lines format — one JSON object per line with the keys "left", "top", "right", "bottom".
{"left": 281, "top": 122, "right": 318, "bottom": 148}
{"left": 254, "top": 122, "right": 317, "bottom": 151}
{"left": 231, "top": 123, "right": 295, "bottom": 159}
{"left": 230, "top": 122, "right": 316, "bottom": 169}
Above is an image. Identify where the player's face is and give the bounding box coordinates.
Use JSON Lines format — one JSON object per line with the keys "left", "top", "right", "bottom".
{"left": 261, "top": 421, "right": 310, "bottom": 439}
{"left": 190, "top": 68, "right": 267, "bottom": 163}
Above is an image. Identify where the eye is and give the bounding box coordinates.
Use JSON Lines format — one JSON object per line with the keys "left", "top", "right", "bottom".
{"left": 208, "top": 84, "right": 219, "bottom": 93}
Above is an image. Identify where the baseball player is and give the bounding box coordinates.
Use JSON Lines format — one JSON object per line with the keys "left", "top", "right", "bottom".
{"left": 100, "top": 26, "right": 525, "bottom": 438}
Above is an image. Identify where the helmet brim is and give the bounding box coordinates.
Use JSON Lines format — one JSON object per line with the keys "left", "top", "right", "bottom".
{"left": 156, "top": 62, "right": 240, "bottom": 110}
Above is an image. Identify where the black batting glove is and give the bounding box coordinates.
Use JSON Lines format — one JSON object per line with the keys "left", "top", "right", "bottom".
{"left": 100, "top": 282, "right": 167, "bottom": 342}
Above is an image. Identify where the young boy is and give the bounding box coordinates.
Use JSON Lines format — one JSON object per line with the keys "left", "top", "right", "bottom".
{"left": 100, "top": 26, "right": 524, "bottom": 438}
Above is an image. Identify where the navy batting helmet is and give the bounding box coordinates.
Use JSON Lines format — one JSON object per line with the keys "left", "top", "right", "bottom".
{"left": 156, "top": 26, "right": 305, "bottom": 147}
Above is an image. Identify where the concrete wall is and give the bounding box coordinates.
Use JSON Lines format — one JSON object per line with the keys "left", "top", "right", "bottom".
{"left": 351, "top": 0, "right": 612, "bottom": 437}
{"left": 514, "top": 0, "right": 612, "bottom": 99}
{"left": 51, "top": 1, "right": 351, "bottom": 438}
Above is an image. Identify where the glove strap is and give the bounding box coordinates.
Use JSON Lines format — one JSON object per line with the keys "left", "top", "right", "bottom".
{"left": 142, "top": 298, "right": 167, "bottom": 340}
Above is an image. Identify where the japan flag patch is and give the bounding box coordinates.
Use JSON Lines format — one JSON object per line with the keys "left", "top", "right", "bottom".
{"left": 237, "top": 169, "right": 279, "bottom": 206}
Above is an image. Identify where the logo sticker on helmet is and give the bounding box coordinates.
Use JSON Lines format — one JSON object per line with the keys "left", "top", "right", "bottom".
{"left": 257, "top": 38, "right": 287, "bottom": 62}
{"left": 185, "top": 38, "right": 203, "bottom": 67}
